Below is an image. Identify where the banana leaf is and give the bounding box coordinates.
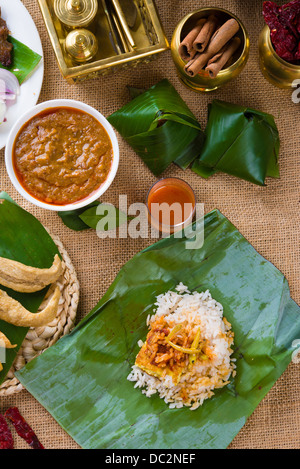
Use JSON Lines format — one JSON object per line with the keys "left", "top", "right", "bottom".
{"left": 58, "top": 201, "right": 132, "bottom": 231}
{"left": 0, "top": 192, "right": 59, "bottom": 385}
{"left": 58, "top": 201, "right": 102, "bottom": 231}
{"left": 16, "top": 210, "right": 300, "bottom": 449}
{"left": 108, "top": 79, "right": 204, "bottom": 176}
{"left": 0, "top": 37, "right": 42, "bottom": 84}
{"left": 192, "top": 100, "right": 280, "bottom": 186}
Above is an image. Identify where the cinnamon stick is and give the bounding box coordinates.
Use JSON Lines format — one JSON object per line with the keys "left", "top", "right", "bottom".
{"left": 184, "top": 18, "right": 240, "bottom": 77}
{"left": 205, "top": 37, "right": 241, "bottom": 78}
{"left": 207, "top": 48, "right": 226, "bottom": 65}
{"left": 193, "top": 15, "right": 219, "bottom": 52}
{"left": 178, "top": 18, "right": 206, "bottom": 61}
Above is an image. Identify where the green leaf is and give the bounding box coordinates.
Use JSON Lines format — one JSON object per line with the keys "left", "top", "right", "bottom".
{"left": 58, "top": 201, "right": 131, "bottom": 232}
{"left": 0, "top": 36, "right": 42, "bottom": 84}
{"left": 80, "top": 203, "right": 132, "bottom": 231}
{"left": 173, "top": 131, "right": 205, "bottom": 170}
{"left": 58, "top": 201, "right": 101, "bottom": 231}
{"left": 108, "top": 79, "right": 204, "bottom": 176}
{"left": 127, "top": 86, "right": 147, "bottom": 99}
{"left": 0, "top": 196, "right": 59, "bottom": 384}
{"left": 192, "top": 100, "right": 280, "bottom": 186}
{"left": 16, "top": 210, "right": 300, "bottom": 449}
{"left": 0, "top": 191, "right": 15, "bottom": 204}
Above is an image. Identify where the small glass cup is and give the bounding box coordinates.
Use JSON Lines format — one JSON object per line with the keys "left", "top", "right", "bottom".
{"left": 146, "top": 177, "right": 196, "bottom": 235}
{"left": 259, "top": 25, "right": 300, "bottom": 89}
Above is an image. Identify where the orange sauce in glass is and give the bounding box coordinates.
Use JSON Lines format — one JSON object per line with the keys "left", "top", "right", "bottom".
{"left": 147, "top": 178, "right": 196, "bottom": 231}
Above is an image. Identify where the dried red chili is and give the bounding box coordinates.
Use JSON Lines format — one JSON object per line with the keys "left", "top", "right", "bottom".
{"left": 263, "top": 1, "right": 282, "bottom": 30}
{"left": 271, "top": 27, "right": 297, "bottom": 61}
{"left": 263, "top": 0, "right": 300, "bottom": 63}
{"left": 4, "top": 407, "right": 44, "bottom": 449}
{"left": 296, "top": 41, "right": 300, "bottom": 59}
{"left": 0, "top": 414, "right": 14, "bottom": 449}
{"left": 281, "top": 1, "right": 300, "bottom": 39}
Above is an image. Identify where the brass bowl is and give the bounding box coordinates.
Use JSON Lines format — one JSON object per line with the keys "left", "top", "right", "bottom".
{"left": 259, "top": 25, "right": 300, "bottom": 89}
{"left": 171, "top": 7, "right": 250, "bottom": 93}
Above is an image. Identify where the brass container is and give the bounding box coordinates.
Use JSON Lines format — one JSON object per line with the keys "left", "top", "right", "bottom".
{"left": 259, "top": 25, "right": 300, "bottom": 89}
{"left": 54, "top": 0, "right": 98, "bottom": 28}
{"left": 171, "top": 7, "right": 250, "bottom": 93}
{"left": 65, "top": 29, "right": 98, "bottom": 63}
{"left": 37, "top": 0, "right": 169, "bottom": 83}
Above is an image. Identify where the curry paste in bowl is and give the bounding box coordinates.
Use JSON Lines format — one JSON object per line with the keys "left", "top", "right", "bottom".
{"left": 12, "top": 107, "right": 113, "bottom": 206}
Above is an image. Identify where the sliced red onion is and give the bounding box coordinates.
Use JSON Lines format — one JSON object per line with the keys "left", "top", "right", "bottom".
{"left": 0, "top": 92, "right": 16, "bottom": 101}
{"left": 0, "top": 69, "right": 20, "bottom": 106}
{"left": 0, "top": 101, "right": 7, "bottom": 124}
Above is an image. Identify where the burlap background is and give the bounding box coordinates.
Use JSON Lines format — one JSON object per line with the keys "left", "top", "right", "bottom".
{"left": 0, "top": 0, "right": 299, "bottom": 449}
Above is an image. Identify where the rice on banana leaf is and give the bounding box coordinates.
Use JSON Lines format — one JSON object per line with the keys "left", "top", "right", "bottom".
{"left": 128, "top": 284, "right": 235, "bottom": 410}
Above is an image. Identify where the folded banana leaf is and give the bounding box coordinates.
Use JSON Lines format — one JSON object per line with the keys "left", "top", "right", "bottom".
{"left": 0, "top": 192, "right": 59, "bottom": 385}
{"left": 16, "top": 210, "right": 300, "bottom": 449}
{"left": 108, "top": 79, "right": 204, "bottom": 176}
{"left": 192, "top": 100, "right": 280, "bottom": 186}
{"left": 0, "top": 37, "right": 42, "bottom": 84}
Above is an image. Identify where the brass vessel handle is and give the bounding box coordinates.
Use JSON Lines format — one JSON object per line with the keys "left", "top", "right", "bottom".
{"left": 110, "top": 0, "right": 136, "bottom": 49}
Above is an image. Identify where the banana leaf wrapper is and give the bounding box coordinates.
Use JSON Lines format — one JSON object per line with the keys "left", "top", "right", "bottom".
{"left": 16, "top": 210, "right": 300, "bottom": 449}
{"left": 0, "top": 192, "right": 59, "bottom": 384}
{"left": 108, "top": 79, "right": 204, "bottom": 176}
{"left": 0, "top": 37, "right": 42, "bottom": 84}
{"left": 192, "top": 100, "right": 280, "bottom": 186}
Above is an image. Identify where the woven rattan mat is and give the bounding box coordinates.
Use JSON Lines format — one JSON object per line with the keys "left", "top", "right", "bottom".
{"left": 0, "top": 232, "right": 79, "bottom": 396}
{"left": 0, "top": 0, "right": 299, "bottom": 449}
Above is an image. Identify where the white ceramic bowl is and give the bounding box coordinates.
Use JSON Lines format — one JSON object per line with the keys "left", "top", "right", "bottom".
{"left": 5, "top": 99, "right": 119, "bottom": 212}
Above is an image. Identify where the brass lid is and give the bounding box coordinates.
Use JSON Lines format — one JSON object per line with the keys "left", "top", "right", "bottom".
{"left": 65, "top": 29, "right": 98, "bottom": 63}
{"left": 54, "top": 0, "right": 98, "bottom": 28}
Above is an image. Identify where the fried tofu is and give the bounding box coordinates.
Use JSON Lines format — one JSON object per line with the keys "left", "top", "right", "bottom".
{"left": 135, "top": 340, "right": 184, "bottom": 385}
